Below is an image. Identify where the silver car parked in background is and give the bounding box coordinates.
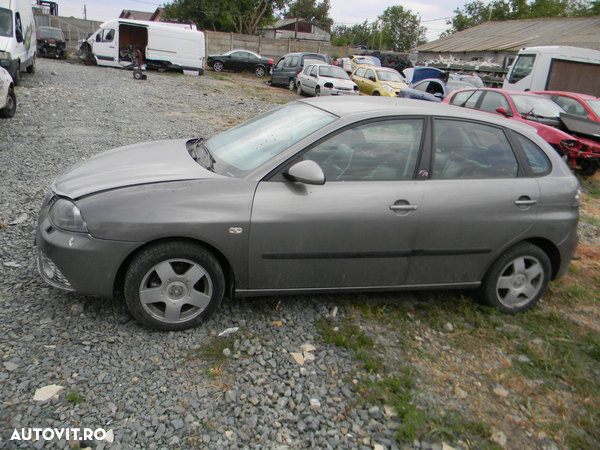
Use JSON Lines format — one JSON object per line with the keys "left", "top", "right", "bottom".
{"left": 297, "top": 63, "right": 359, "bottom": 97}
{"left": 36, "top": 98, "right": 579, "bottom": 331}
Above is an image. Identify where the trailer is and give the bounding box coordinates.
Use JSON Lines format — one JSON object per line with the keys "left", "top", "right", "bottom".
{"left": 80, "top": 19, "right": 205, "bottom": 75}
{"left": 503, "top": 46, "right": 600, "bottom": 96}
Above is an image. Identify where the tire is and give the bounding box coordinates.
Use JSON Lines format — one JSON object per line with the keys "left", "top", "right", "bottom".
{"left": 0, "top": 87, "right": 16, "bottom": 118}
{"left": 288, "top": 78, "right": 296, "bottom": 91}
{"left": 297, "top": 82, "right": 303, "bottom": 95}
{"left": 133, "top": 71, "right": 143, "bottom": 80}
{"left": 157, "top": 65, "right": 167, "bottom": 73}
{"left": 27, "top": 55, "right": 36, "bottom": 74}
{"left": 124, "top": 242, "right": 225, "bottom": 331}
{"left": 315, "top": 86, "right": 321, "bottom": 97}
{"left": 478, "top": 242, "right": 551, "bottom": 314}
{"left": 213, "top": 61, "right": 224, "bottom": 72}
{"left": 255, "top": 66, "right": 265, "bottom": 77}
{"left": 372, "top": 91, "right": 380, "bottom": 96}
{"left": 13, "top": 63, "right": 21, "bottom": 86}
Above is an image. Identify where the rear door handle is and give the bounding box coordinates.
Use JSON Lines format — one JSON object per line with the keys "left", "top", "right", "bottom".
{"left": 514, "top": 199, "right": 537, "bottom": 206}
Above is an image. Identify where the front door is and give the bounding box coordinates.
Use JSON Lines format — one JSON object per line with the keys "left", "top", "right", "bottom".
{"left": 92, "top": 28, "right": 118, "bottom": 66}
{"left": 248, "top": 118, "right": 427, "bottom": 290}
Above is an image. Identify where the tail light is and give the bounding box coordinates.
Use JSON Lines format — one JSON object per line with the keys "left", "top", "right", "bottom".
{"left": 268, "top": 60, "right": 273, "bottom": 65}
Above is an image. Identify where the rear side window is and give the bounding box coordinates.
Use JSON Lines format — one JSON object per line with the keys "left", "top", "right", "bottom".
{"left": 516, "top": 135, "right": 552, "bottom": 176}
{"left": 354, "top": 67, "right": 365, "bottom": 77}
{"left": 433, "top": 120, "right": 519, "bottom": 179}
{"left": 450, "top": 90, "right": 482, "bottom": 108}
{"left": 479, "top": 91, "right": 510, "bottom": 114}
{"left": 284, "top": 56, "right": 298, "bottom": 68}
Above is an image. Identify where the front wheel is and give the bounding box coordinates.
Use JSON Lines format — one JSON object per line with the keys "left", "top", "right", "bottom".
{"left": 372, "top": 91, "right": 380, "bottom": 96}
{"left": 478, "top": 242, "right": 551, "bottom": 314}
{"left": 288, "top": 78, "right": 296, "bottom": 91}
{"left": 255, "top": 66, "right": 265, "bottom": 77}
{"left": 124, "top": 242, "right": 225, "bottom": 331}
{"left": 0, "top": 87, "right": 16, "bottom": 118}
{"left": 315, "top": 86, "right": 321, "bottom": 97}
{"left": 213, "top": 61, "right": 224, "bottom": 72}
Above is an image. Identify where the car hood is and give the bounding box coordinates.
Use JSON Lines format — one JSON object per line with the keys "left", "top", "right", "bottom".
{"left": 0, "top": 37, "right": 10, "bottom": 52}
{"left": 52, "top": 139, "right": 223, "bottom": 199}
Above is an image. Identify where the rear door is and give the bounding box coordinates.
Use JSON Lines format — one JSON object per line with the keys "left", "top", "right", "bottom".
{"left": 248, "top": 117, "right": 427, "bottom": 290}
{"left": 406, "top": 118, "right": 540, "bottom": 285}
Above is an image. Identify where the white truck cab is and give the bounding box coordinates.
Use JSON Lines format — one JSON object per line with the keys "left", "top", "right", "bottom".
{"left": 0, "top": 0, "right": 36, "bottom": 85}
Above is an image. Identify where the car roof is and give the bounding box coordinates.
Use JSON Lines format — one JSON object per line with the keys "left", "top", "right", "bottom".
{"left": 531, "top": 91, "right": 599, "bottom": 100}
{"left": 298, "top": 97, "right": 535, "bottom": 131}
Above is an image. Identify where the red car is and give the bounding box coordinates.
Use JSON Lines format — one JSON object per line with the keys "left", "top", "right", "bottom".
{"left": 531, "top": 91, "right": 600, "bottom": 122}
{"left": 443, "top": 88, "right": 600, "bottom": 175}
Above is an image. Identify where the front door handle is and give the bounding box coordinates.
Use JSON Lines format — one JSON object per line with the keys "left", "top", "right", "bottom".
{"left": 389, "top": 204, "right": 418, "bottom": 211}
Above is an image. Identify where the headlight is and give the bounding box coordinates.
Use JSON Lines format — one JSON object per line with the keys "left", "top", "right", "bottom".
{"left": 0, "top": 51, "right": 10, "bottom": 59}
{"left": 383, "top": 84, "right": 394, "bottom": 93}
{"left": 48, "top": 199, "right": 89, "bottom": 233}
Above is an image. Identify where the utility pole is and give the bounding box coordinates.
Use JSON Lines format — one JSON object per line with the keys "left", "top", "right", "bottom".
{"left": 414, "top": 14, "right": 420, "bottom": 49}
{"left": 83, "top": 4, "right": 87, "bottom": 20}
{"left": 379, "top": 20, "right": 382, "bottom": 50}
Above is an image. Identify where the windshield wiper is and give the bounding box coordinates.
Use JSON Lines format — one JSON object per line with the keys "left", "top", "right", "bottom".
{"left": 193, "top": 138, "right": 216, "bottom": 172}
{"left": 523, "top": 108, "right": 541, "bottom": 122}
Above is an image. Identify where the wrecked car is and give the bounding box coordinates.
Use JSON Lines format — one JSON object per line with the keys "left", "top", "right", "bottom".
{"left": 37, "top": 26, "right": 67, "bottom": 59}
{"left": 207, "top": 50, "right": 273, "bottom": 77}
{"left": 399, "top": 78, "right": 473, "bottom": 102}
{"left": 36, "top": 98, "right": 579, "bottom": 332}
{"left": 0, "top": 66, "right": 16, "bottom": 118}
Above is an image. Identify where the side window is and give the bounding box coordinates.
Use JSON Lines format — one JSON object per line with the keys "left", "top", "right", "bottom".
{"left": 433, "top": 120, "right": 519, "bottom": 179}
{"left": 290, "top": 56, "right": 299, "bottom": 67}
{"left": 479, "top": 91, "right": 510, "bottom": 114}
{"left": 365, "top": 69, "right": 375, "bottom": 80}
{"left": 275, "top": 58, "right": 285, "bottom": 69}
{"left": 14, "top": 13, "right": 22, "bottom": 40}
{"left": 103, "top": 29, "right": 115, "bottom": 42}
{"left": 303, "top": 119, "right": 424, "bottom": 181}
{"left": 247, "top": 53, "right": 258, "bottom": 60}
{"left": 302, "top": 65, "right": 312, "bottom": 75}
{"left": 554, "top": 97, "right": 587, "bottom": 117}
{"left": 310, "top": 66, "right": 317, "bottom": 77}
{"left": 516, "top": 135, "right": 552, "bottom": 176}
{"left": 509, "top": 54, "right": 536, "bottom": 83}
{"left": 413, "top": 82, "right": 429, "bottom": 92}
{"left": 230, "top": 52, "right": 242, "bottom": 58}
{"left": 284, "top": 57, "right": 293, "bottom": 67}
{"left": 450, "top": 90, "right": 482, "bottom": 108}
{"left": 355, "top": 67, "right": 365, "bottom": 77}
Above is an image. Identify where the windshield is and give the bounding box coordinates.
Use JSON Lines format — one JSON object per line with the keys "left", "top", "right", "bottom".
{"left": 0, "top": 8, "right": 13, "bottom": 38}
{"left": 205, "top": 103, "right": 336, "bottom": 176}
{"left": 509, "top": 54, "right": 535, "bottom": 83}
{"left": 509, "top": 94, "right": 566, "bottom": 118}
{"left": 586, "top": 100, "right": 600, "bottom": 118}
{"left": 39, "top": 28, "right": 64, "bottom": 40}
{"left": 376, "top": 70, "right": 404, "bottom": 83}
{"left": 319, "top": 66, "right": 350, "bottom": 79}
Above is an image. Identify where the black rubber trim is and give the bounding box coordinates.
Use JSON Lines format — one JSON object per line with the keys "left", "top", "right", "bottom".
{"left": 262, "top": 248, "right": 491, "bottom": 260}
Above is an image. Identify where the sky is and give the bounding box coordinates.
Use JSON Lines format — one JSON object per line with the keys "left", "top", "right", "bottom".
{"left": 48, "top": 0, "right": 461, "bottom": 42}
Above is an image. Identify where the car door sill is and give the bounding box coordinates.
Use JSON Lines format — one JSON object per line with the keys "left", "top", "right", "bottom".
{"left": 235, "top": 282, "right": 481, "bottom": 297}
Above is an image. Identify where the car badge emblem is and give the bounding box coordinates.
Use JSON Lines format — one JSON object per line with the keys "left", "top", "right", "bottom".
{"left": 229, "top": 227, "right": 243, "bottom": 234}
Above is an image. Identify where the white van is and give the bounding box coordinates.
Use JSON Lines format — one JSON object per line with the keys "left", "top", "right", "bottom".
{"left": 503, "top": 46, "right": 600, "bottom": 96}
{"left": 82, "top": 19, "right": 205, "bottom": 75}
{"left": 0, "top": 0, "right": 36, "bottom": 85}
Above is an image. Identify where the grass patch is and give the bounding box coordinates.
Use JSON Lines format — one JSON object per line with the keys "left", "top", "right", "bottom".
{"left": 197, "top": 335, "right": 237, "bottom": 362}
{"left": 581, "top": 215, "right": 600, "bottom": 227}
{"left": 66, "top": 391, "right": 84, "bottom": 404}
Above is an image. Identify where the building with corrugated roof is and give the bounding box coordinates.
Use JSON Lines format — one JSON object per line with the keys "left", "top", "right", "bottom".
{"left": 259, "top": 18, "right": 330, "bottom": 42}
{"left": 414, "top": 16, "right": 600, "bottom": 66}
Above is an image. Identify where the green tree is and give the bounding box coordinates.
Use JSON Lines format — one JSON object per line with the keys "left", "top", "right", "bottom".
{"left": 162, "top": 0, "right": 284, "bottom": 34}
{"left": 283, "top": 0, "right": 334, "bottom": 32}
{"left": 378, "top": 5, "right": 427, "bottom": 51}
{"left": 331, "top": 20, "right": 372, "bottom": 47}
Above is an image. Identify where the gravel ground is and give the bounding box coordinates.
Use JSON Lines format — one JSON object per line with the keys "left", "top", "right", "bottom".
{"left": 1, "top": 58, "right": 595, "bottom": 450}
{"left": 0, "top": 59, "right": 418, "bottom": 450}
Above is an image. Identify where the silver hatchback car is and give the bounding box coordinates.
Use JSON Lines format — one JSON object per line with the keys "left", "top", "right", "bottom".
{"left": 36, "top": 98, "right": 579, "bottom": 331}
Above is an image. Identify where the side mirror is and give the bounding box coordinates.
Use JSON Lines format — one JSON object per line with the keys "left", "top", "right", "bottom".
{"left": 96, "top": 33, "right": 102, "bottom": 42}
{"left": 15, "top": 30, "right": 23, "bottom": 42}
{"left": 368, "top": 76, "right": 375, "bottom": 82}
{"left": 285, "top": 160, "right": 325, "bottom": 185}
{"left": 496, "top": 106, "right": 509, "bottom": 116}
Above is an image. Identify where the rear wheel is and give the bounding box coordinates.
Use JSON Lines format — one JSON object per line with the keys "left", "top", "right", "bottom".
{"left": 0, "top": 87, "right": 16, "bottom": 118}
{"left": 124, "top": 242, "right": 225, "bottom": 331}
{"left": 288, "top": 78, "right": 296, "bottom": 91}
{"left": 478, "top": 242, "right": 551, "bottom": 314}
{"left": 255, "top": 66, "right": 265, "bottom": 77}
{"left": 27, "top": 55, "right": 36, "bottom": 74}
{"left": 213, "top": 61, "right": 224, "bottom": 72}
{"left": 13, "top": 63, "right": 21, "bottom": 86}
